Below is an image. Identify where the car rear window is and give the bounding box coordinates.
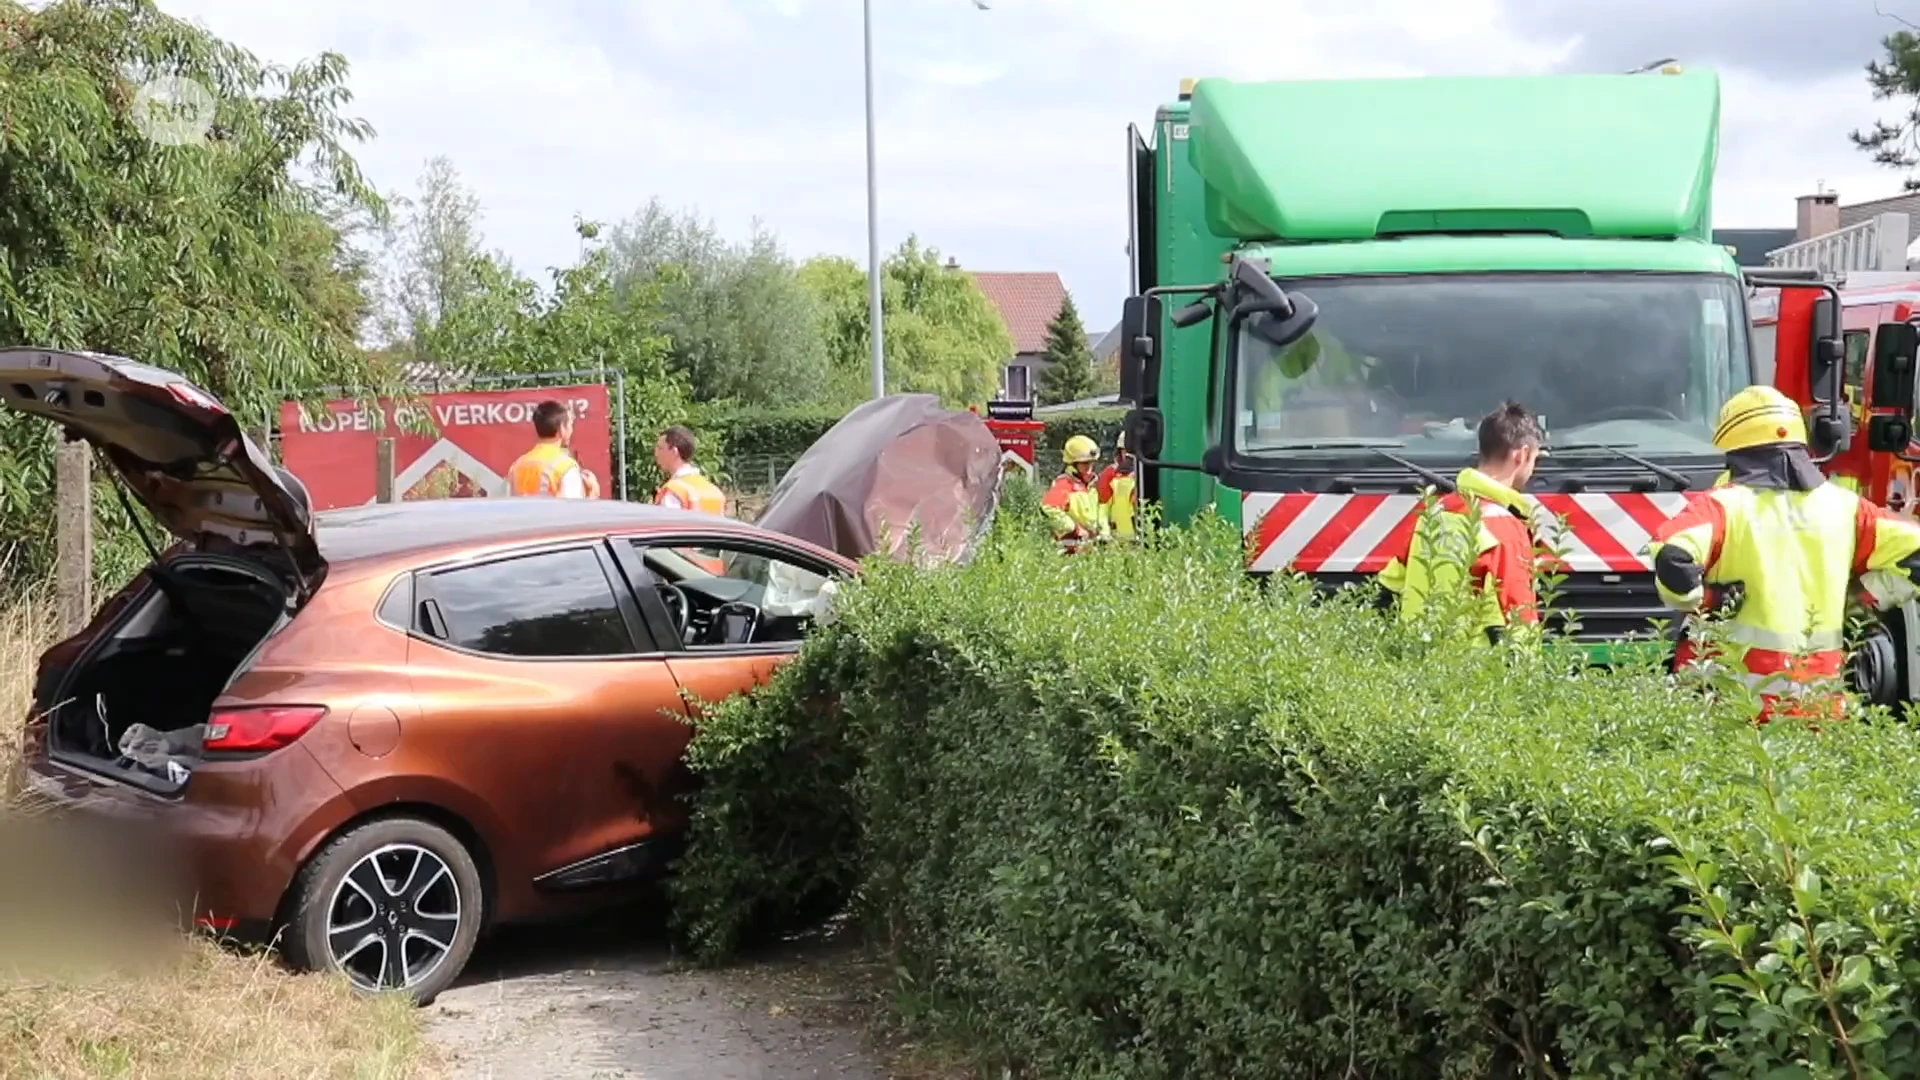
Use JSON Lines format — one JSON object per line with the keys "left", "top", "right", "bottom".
{"left": 424, "top": 547, "right": 637, "bottom": 658}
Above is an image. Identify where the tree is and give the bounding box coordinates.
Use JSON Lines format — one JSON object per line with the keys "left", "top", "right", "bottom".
{"left": 0, "top": 0, "right": 391, "bottom": 587}
{"left": 797, "top": 236, "right": 1012, "bottom": 407}
{"left": 606, "top": 200, "right": 831, "bottom": 407}
{"left": 1853, "top": 21, "right": 1920, "bottom": 189}
{"left": 1036, "top": 293, "right": 1100, "bottom": 406}
{"left": 404, "top": 219, "right": 693, "bottom": 496}
{"left": 374, "top": 156, "right": 492, "bottom": 362}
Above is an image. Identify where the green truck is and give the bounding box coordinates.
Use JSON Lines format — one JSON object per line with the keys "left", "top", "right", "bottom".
{"left": 1112, "top": 67, "right": 1845, "bottom": 651}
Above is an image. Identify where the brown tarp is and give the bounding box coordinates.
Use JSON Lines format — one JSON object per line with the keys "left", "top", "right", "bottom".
{"left": 754, "top": 394, "right": 1004, "bottom": 564}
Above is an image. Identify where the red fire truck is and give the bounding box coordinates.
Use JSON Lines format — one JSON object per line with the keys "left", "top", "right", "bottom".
{"left": 1750, "top": 270, "right": 1920, "bottom": 705}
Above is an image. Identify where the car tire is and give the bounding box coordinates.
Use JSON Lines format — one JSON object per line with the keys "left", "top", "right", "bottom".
{"left": 283, "top": 817, "right": 483, "bottom": 1006}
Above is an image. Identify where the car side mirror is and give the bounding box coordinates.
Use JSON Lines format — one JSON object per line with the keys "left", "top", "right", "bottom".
{"left": 1201, "top": 443, "right": 1225, "bottom": 476}
{"left": 1870, "top": 320, "right": 1919, "bottom": 414}
{"left": 1117, "top": 294, "right": 1162, "bottom": 407}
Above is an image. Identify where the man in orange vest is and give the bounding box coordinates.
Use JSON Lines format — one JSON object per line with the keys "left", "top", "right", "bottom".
{"left": 507, "top": 400, "right": 599, "bottom": 497}
{"left": 1377, "top": 401, "right": 1544, "bottom": 643}
{"left": 654, "top": 425, "right": 726, "bottom": 515}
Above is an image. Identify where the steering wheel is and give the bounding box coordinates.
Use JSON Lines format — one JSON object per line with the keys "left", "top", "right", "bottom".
{"left": 654, "top": 583, "right": 689, "bottom": 641}
{"left": 1586, "top": 405, "right": 1683, "bottom": 423}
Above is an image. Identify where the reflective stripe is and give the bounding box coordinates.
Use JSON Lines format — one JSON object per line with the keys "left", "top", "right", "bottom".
{"left": 1715, "top": 622, "right": 1846, "bottom": 652}
{"left": 1861, "top": 568, "right": 1918, "bottom": 610}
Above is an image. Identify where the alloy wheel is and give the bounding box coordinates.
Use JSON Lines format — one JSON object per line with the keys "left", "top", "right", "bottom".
{"left": 324, "top": 842, "right": 463, "bottom": 991}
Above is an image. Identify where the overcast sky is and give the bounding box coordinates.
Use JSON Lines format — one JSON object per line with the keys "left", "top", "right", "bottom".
{"left": 163, "top": 0, "right": 1915, "bottom": 331}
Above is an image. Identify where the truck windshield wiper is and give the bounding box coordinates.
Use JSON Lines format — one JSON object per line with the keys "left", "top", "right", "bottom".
{"left": 1546, "top": 442, "right": 1693, "bottom": 490}
{"left": 1259, "top": 440, "right": 1455, "bottom": 492}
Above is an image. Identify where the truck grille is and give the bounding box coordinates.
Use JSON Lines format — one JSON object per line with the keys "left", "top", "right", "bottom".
{"left": 1291, "top": 571, "right": 1674, "bottom": 645}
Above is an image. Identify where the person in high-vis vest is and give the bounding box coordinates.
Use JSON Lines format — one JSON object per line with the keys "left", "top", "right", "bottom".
{"left": 1044, "top": 435, "right": 1107, "bottom": 549}
{"left": 653, "top": 425, "right": 727, "bottom": 516}
{"left": 508, "top": 400, "right": 599, "bottom": 498}
{"left": 1377, "top": 401, "right": 1544, "bottom": 644}
{"left": 1095, "top": 432, "right": 1137, "bottom": 539}
{"left": 1648, "top": 385, "right": 1920, "bottom": 723}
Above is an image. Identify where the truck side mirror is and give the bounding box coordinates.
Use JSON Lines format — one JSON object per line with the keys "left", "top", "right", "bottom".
{"left": 1123, "top": 407, "right": 1164, "bottom": 461}
{"left": 1869, "top": 321, "right": 1919, "bottom": 412}
{"left": 1117, "top": 294, "right": 1162, "bottom": 407}
{"left": 1808, "top": 294, "right": 1849, "bottom": 457}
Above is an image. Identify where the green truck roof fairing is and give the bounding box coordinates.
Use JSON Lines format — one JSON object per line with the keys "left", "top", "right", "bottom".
{"left": 1187, "top": 70, "right": 1720, "bottom": 244}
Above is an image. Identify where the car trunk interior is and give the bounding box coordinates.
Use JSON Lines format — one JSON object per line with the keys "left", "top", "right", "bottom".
{"left": 50, "top": 558, "right": 290, "bottom": 778}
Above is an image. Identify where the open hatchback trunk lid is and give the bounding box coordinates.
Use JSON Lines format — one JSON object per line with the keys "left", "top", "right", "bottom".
{"left": 0, "top": 348, "right": 322, "bottom": 596}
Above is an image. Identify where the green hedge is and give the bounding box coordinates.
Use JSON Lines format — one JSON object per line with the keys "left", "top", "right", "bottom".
{"left": 1039, "top": 407, "right": 1127, "bottom": 465}
{"left": 700, "top": 403, "right": 1128, "bottom": 485}
{"left": 671, "top": 513, "right": 1920, "bottom": 1078}
{"left": 701, "top": 405, "right": 845, "bottom": 464}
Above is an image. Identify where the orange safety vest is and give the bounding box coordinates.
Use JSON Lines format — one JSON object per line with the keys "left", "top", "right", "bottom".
{"left": 657, "top": 469, "right": 728, "bottom": 574}
{"left": 506, "top": 442, "right": 581, "bottom": 496}
{"left": 655, "top": 469, "right": 727, "bottom": 516}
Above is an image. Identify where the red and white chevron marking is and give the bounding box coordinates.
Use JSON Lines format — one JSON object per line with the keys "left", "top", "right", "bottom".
{"left": 1241, "top": 491, "right": 1694, "bottom": 574}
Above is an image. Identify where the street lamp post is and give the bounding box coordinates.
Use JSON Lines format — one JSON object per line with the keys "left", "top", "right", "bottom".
{"left": 863, "top": 0, "right": 885, "bottom": 400}
{"left": 863, "top": 0, "right": 989, "bottom": 401}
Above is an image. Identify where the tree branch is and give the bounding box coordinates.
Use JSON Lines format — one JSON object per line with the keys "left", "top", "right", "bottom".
{"left": 1877, "top": 3, "right": 1920, "bottom": 32}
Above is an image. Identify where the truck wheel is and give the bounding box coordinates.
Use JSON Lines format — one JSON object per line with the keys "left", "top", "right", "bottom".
{"left": 1852, "top": 621, "right": 1904, "bottom": 710}
{"left": 283, "top": 817, "right": 483, "bottom": 1005}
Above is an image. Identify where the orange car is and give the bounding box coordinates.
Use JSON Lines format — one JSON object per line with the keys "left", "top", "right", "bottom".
{"left": 4, "top": 348, "right": 854, "bottom": 1002}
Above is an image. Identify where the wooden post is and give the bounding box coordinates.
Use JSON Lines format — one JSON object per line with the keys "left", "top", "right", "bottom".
{"left": 55, "top": 441, "right": 92, "bottom": 635}
{"left": 375, "top": 438, "right": 395, "bottom": 504}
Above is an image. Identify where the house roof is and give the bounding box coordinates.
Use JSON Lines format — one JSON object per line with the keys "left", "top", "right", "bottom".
{"left": 1090, "top": 320, "right": 1123, "bottom": 360}
{"left": 1841, "top": 191, "right": 1920, "bottom": 229}
{"left": 969, "top": 271, "right": 1068, "bottom": 354}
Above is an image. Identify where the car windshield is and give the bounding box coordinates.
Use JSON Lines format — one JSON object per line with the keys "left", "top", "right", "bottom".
{"left": 1230, "top": 272, "right": 1749, "bottom": 462}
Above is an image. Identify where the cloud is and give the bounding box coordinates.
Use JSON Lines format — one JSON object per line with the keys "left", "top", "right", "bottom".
{"left": 157, "top": 0, "right": 1910, "bottom": 337}
{"left": 1510, "top": 0, "right": 1897, "bottom": 83}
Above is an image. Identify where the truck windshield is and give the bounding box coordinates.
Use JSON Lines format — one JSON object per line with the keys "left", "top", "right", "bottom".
{"left": 1230, "top": 272, "right": 1749, "bottom": 462}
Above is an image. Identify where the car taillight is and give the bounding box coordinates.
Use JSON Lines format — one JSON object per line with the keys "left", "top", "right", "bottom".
{"left": 203, "top": 706, "right": 328, "bottom": 753}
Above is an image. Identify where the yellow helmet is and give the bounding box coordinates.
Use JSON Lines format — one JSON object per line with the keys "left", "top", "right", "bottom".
{"left": 1712, "top": 385, "right": 1808, "bottom": 452}
{"left": 1062, "top": 434, "right": 1100, "bottom": 465}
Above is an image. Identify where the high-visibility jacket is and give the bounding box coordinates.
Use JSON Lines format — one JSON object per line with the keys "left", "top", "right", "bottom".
{"left": 1377, "top": 467, "right": 1541, "bottom": 643}
{"left": 656, "top": 467, "right": 727, "bottom": 516}
{"left": 1043, "top": 471, "right": 1105, "bottom": 544}
{"left": 507, "top": 441, "right": 582, "bottom": 496}
{"left": 1096, "top": 465, "right": 1136, "bottom": 538}
{"left": 1649, "top": 471, "right": 1920, "bottom": 722}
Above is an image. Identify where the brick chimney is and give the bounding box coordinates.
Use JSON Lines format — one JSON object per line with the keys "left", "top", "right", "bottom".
{"left": 944, "top": 256, "right": 960, "bottom": 270}
{"left": 1796, "top": 191, "right": 1840, "bottom": 242}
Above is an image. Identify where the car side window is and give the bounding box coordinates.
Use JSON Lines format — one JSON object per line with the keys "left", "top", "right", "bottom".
{"left": 424, "top": 546, "right": 636, "bottom": 658}
{"left": 631, "top": 539, "right": 839, "bottom": 650}
{"left": 1846, "top": 330, "right": 1870, "bottom": 401}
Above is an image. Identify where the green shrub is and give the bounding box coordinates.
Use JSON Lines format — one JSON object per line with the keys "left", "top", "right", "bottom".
{"left": 672, "top": 511, "right": 1920, "bottom": 1078}
{"left": 1039, "top": 407, "right": 1128, "bottom": 465}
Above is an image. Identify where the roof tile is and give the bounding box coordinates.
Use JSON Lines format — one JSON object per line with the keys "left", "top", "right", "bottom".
{"left": 968, "top": 271, "right": 1068, "bottom": 355}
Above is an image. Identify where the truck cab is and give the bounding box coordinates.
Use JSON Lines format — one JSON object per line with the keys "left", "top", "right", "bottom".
{"left": 1115, "top": 69, "right": 1850, "bottom": 658}
{"left": 1751, "top": 273, "right": 1920, "bottom": 703}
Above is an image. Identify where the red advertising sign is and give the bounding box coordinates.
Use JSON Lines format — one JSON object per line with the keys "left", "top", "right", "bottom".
{"left": 277, "top": 384, "right": 614, "bottom": 511}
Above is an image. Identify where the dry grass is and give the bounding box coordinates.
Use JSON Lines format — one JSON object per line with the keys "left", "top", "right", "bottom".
{"left": 0, "top": 597, "right": 437, "bottom": 1080}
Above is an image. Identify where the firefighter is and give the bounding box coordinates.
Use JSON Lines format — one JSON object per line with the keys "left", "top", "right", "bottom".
{"left": 1095, "top": 432, "right": 1137, "bottom": 539}
{"left": 1044, "top": 435, "right": 1107, "bottom": 548}
{"left": 1377, "top": 401, "right": 1544, "bottom": 643}
{"left": 1647, "top": 385, "right": 1920, "bottom": 722}
{"left": 508, "top": 400, "right": 599, "bottom": 497}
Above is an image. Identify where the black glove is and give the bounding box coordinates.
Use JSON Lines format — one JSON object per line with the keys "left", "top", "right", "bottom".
{"left": 1702, "top": 581, "right": 1745, "bottom": 617}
